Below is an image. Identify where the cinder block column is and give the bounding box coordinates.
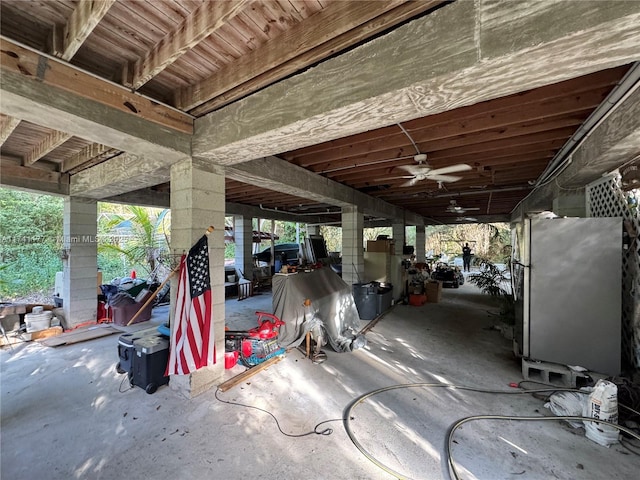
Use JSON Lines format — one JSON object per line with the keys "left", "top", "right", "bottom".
{"left": 553, "top": 191, "right": 586, "bottom": 217}
{"left": 392, "top": 222, "right": 405, "bottom": 256}
{"left": 62, "top": 197, "right": 98, "bottom": 328}
{"left": 341, "top": 206, "right": 364, "bottom": 286}
{"left": 233, "top": 215, "right": 254, "bottom": 280}
{"left": 415, "top": 225, "right": 426, "bottom": 262}
{"left": 170, "top": 158, "right": 225, "bottom": 398}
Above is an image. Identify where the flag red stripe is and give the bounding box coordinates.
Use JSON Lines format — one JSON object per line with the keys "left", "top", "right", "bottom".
{"left": 166, "top": 235, "right": 215, "bottom": 375}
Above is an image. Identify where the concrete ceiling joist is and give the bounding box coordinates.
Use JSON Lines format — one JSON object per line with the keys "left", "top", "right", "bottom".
{"left": 225, "top": 156, "right": 424, "bottom": 225}
{"left": 517, "top": 79, "right": 640, "bottom": 216}
{"left": 191, "top": 1, "right": 640, "bottom": 166}
{"left": 102, "top": 189, "right": 339, "bottom": 226}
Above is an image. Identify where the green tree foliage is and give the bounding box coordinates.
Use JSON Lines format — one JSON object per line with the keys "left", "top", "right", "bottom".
{"left": 425, "top": 223, "right": 510, "bottom": 262}
{"left": 0, "top": 188, "right": 63, "bottom": 298}
{"left": 98, "top": 204, "right": 170, "bottom": 281}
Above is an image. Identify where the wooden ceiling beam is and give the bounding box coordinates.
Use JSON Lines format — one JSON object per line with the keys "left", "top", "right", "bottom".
{"left": 63, "top": 143, "right": 119, "bottom": 174}
{"left": 52, "top": 0, "right": 116, "bottom": 61}
{"left": 294, "top": 89, "right": 609, "bottom": 168}
{"left": 130, "top": 0, "right": 250, "bottom": 90}
{"left": 285, "top": 67, "right": 626, "bottom": 160}
{"left": 23, "top": 130, "right": 72, "bottom": 166}
{"left": 0, "top": 115, "right": 21, "bottom": 146}
{"left": 0, "top": 37, "right": 193, "bottom": 135}
{"left": 179, "top": 0, "right": 440, "bottom": 114}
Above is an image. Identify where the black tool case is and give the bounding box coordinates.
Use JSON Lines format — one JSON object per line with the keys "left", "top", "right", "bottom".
{"left": 131, "top": 335, "right": 170, "bottom": 394}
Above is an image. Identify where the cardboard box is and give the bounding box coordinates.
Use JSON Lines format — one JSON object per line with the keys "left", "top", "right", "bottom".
{"left": 424, "top": 280, "right": 442, "bottom": 303}
{"left": 367, "top": 240, "right": 395, "bottom": 254}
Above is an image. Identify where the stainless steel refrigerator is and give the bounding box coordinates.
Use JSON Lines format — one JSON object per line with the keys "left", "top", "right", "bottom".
{"left": 514, "top": 217, "right": 622, "bottom": 375}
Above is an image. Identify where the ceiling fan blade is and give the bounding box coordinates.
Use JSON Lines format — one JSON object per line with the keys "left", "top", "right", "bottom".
{"left": 376, "top": 175, "right": 414, "bottom": 181}
{"left": 398, "top": 164, "right": 430, "bottom": 175}
{"left": 401, "top": 177, "right": 419, "bottom": 187}
{"left": 428, "top": 164, "right": 472, "bottom": 176}
{"left": 425, "top": 174, "right": 462, "bottom": 183}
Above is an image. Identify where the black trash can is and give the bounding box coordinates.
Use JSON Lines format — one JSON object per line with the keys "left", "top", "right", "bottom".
{"left": 376, "top": 283, "right": 393, "bottom": 315}
{"left": 352, "top": 283, "right": 378, "bottom": 320}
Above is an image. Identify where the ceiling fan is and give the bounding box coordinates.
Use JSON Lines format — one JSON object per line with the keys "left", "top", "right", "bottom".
{"left": 382, "top": 124, "right": 471, "bottom": 187}
{"left": 446, "top": 199, "right": 480, "bottom": 213}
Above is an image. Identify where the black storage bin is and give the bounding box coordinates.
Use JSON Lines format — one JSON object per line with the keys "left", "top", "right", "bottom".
{"left": 132, "top": 335, "right": 170, "bottom": 394}
{"left": 117, "top": 333, "right": 142, "bottom": 375}
{"left": 352, "top": 283, "right": 378, "bottom": 320}
{"left": 376, "top": 284, "right": 393, "bottom": 315}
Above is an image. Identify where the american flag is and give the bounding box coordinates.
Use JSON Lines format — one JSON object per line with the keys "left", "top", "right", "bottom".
{"left": 166, "top": 234, "right": 215, "bottom": 375}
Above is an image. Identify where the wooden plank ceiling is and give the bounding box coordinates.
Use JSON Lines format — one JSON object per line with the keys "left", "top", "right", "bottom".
{"left": 0, "top": 1, "right": 631, "bottom": 224}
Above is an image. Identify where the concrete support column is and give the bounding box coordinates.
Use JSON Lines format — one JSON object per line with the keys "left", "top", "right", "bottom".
{"left": 170, "top": 158, "right": 225, "bottom": 398}
{"left": 392, "top": 222, "right": 405, "bottom": 256}
{"left": 233, "top": 215, "right": 254, "bottom": 280}
{"left": 62, "top": 197, "right": 97, "bottom": 329}
{"left": 553, "top": 191, "right": 586, "bottom": 217}
{"left": 415, "top": 225, "right": 426, "bottom": 262}
{"left": 341, "top": 206, "right": 364, "bottom": 286}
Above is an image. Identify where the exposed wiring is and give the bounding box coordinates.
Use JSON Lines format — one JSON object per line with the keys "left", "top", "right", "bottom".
{"left": 446, "top": 415, "right": 640, "bottom": 480}
{"left": 342, "top": 383, "right": 640, "bottom": 480}
{"left": 214, "top": 387, "right": 342, "bottom": 437}
{"left": 397, "top": 122, "right": 421, "bottom": 155}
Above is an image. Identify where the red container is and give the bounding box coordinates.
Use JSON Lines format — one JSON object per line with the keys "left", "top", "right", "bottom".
{"left": 409, "top": 294, "right": 426, "bottom": 306}
{"left": 224, "top": 351, "right": 239, "bottom": 369}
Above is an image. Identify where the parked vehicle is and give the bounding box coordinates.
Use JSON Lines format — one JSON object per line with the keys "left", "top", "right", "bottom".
{"left": 253, "top": 243, "right": 300, "bottom": 264}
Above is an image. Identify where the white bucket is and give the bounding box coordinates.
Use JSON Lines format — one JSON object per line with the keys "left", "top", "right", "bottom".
{"left": 25, "top": 311, "right": 53, "bottom": 333}
{"left": 32, "top": 306, "right": 44, "bottom": 314}
{"left": 227, "top": 275, "right": 236, "bottom": 283}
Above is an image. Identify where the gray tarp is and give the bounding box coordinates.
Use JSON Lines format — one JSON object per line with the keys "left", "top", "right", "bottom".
{"left": 272, "top": 268, "right": 363, "bottom": 352}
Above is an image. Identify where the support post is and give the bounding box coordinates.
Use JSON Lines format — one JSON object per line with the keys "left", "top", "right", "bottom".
{"left": 169, "top": 158, "right": 225, "bottom": 398}
{"left": 62, "top": 197, "right": 98, "bottom": 329}
{"left": 341, "top": 206, "right": 364, "bottom": 287}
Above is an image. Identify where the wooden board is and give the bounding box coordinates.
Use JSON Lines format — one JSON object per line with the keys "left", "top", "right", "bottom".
{"left": 31, "top": 326, "right": 64, "bottom": 340}
{"left": 40, "top": 324, "right": 120, "bottom": 347}
{"left": 218, "top": 355, "right": 283, "bottom": 392}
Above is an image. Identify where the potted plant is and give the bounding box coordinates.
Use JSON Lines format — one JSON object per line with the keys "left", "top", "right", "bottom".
{"left": 467, "top": 257, "right": 515, "bottom": 338}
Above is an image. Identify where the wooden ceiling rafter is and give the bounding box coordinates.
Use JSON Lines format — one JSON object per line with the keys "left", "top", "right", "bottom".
{"left": 62, "top": 142, "right": 114, "bottom": 173}
{"left": 51, "top": 0, "right": 116, "bottom": 61}
{"left": 23, "top": 130, "right": 72, "bottom": 166}
{"left": 0, "top": 114, "right": 21, "bottom": 146}
{"left": 129, "top": 0, "right": 251, "bottom": 90}
{"left": 289, "top": 89, "right": 613, "bottom": 169}
{"left": 179, "top": 0, "right": 442, "bottom": 115}
{"left": 0, "top": 37, "right": 194, "bottom": 135}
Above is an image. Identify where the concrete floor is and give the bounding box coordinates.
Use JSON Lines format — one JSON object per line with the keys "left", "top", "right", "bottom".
{"left": 1, "top": 279, "right": 637, "bottom": 479}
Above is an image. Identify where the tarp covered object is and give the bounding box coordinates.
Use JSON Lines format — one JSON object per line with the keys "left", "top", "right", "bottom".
{"left": 272, "top": 268, "right": 363, "bottom": 352}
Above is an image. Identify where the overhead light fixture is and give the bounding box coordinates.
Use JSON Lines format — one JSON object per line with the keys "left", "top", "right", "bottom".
{"left": 621, "top": 162, "right": 640, "bottom": 191}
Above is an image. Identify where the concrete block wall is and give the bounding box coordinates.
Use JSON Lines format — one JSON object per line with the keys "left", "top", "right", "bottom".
{"left": 233, "top": 215, "right": 254, "bottom": 280}
{"left": 392, "top": 223, "right": 405, "bottom": 256}
{"left": 62, "top": 197, "right": 97, "bottom": 328}
{"left": 341, "top": 206, "right": 364, "bottom": 286}
{"left": 415, "top": 225, "right": 426, "bottom": 262}
{"left": 170, "top": 158, "right": 226, "bottom": 397}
